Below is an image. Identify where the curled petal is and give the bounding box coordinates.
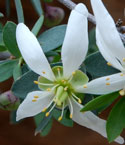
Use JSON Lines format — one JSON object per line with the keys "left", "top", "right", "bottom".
{"left": 90, "top": 0, "right": 125, "bottom": 65}
{"left": 16, "top": 91, "right": 54, "bottom": 121}
{"left": 76, "top": 73, "right": 125, "bottom": 95}
{"left": 69, "top": 98, "right": 124, "bottom": 144}
{"left": 16, "top": 23, "right": 55, "bottom": 81}
{"left": 62, "top": 3, "right": 88, "bottom": 78}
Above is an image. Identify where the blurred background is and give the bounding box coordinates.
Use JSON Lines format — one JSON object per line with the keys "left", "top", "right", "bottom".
{"left": 0, "top": 0, "right": 125, "bottom": 145}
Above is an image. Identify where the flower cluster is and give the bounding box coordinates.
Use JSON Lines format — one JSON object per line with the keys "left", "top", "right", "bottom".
{"left": 15, "top": 0, "right": 124, "bottom": 144}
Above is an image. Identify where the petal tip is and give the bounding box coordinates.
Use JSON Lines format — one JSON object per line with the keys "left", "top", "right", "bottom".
{"left": 75, "top": 3, "right": 88, "bottom": 16}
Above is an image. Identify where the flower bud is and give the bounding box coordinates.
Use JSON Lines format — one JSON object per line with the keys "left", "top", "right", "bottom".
{"left": 44, "top": 5, "right": 65, "bottom": 27}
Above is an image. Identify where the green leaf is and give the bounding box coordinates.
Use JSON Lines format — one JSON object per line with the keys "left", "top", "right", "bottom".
{"left": 88, "top": 28, "right": 98, "bottom": 55}
{"left": 81, "top": 92, "right": 119, "bottom": 112}
{"left": 85, "top": 52, "right": 119, "bottom": 79}
{"left": 30, "top": 0, "right": 43, "bottom": 16}
{"left": 32, "top": 15, "right": 44, "bottom": 36}
{"left": 53, "top": 108, "right": 73, "bottom": 127}
{"left": 3, "top": 22, "right": 21, "bottom": 58}
{"left": 14, "top": 0, "right": 24, "bottom": 23}
{"left": 0, "top": 44, "right": 7, "bottom": 52}
{"left": 106, "top": 97, "right": 125, "bottom": 142}
{"left": 0, "top": 59, "right": 18, "bottom": 82}
{"left": 12, "top": 70, "right": 39, "bottom": 99}
{"left": 35, "top": 113, "right": 53, "bottom": 136}
{"left": 0, "top": 12, "right": 4, "bottom": 18}
{"left": 38, "top": 25, "right": 66, "bottom": 53}
{"left": 13, "top": 63, "right": 22, "bottom": 81}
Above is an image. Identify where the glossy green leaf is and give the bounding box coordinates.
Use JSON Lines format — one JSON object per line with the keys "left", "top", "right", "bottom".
{"left": 81, "top": 92, "right": 119, "bottom": 112}
{"left": 14, "top": 0, "right": 24, "bottom": 23}
{"left": 32, "top": 15, "right": 44, "bottom": 36}
{"left": 88, "top": 28, "right": 98, "bottom": 55}
{"left": 30, "top": 0, "right": 43, "bottom": 16}
{"left": 0, "top": 59, "right": 18, "bottom": 82}
{"left": 38, "top": 25, "right": 66, "bottom": 53}
{"left": 53, "top": 108, "right": 73, "bottom": 127}
{"left": 3, "top": 22, "right": 21, "bottom": 57}
{"left": 35, "top": 113, "right": 53, "bottom": 136}
{"left": 85, "top": 52, "right": 119, "bottom": 79}
{"left": 106, "top": 97, "right": 125, "bottom": 142}
{"left": 0, "top": 44, "right": 7, "bottom": 52}
{"left": 13, "top": 63, "right": 22, "bottom": 81}
{"left": 12, "top": 71, "right": 39, "bottom": 99}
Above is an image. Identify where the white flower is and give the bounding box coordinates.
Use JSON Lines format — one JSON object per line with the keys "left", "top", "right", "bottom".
{"left": 16, "top": 3, "right": 123, "bottom": 144}
{"left": 76, "top": 0, "right": 125, "bottom": 97}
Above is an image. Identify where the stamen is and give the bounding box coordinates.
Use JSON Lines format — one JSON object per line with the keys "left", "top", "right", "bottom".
{"left": 45, "top": 103, "right": 56, "bottom": 117}
{"left": 68, "top": 71, "right": 76, "bottom": 83}
{"left": 68, "top": 98, "right": 73, "bottom": 119}
{"left": 34, "top": 96, "right": 39, "bottom": 98}
{"left": 46, "top": 88, "right": 51, "bottom": 91}
{"left": 42, "top": 71, "right": 46, "bottom": 74}
{"left": 106, "top": 83, "right": 110, "bottom": 85}
{"left": 83, "top": 85, "right": 87, "bottom": 88}
{"left": 57, "top": 67, "right": 61, "bottom": 78}
{"left": 123, "top": 58, "right": 125, "bottom": 62}
{"left": 119, "top": 90, "right": 125, "bottom": 96}
{"left": 51, "top": 84, "right": 59, "bottom": 91}
{"left": 32, "top": 99, "right": 37, "bottom": 102}
{"left": 58, "top": 103, "right": 65, "bottom": 121}
{"left": 64, "top": 86, "right": 68, "bottom": 91}
{"left": 72, "top": 72, "right": 76, "bottom": 76}
{"left": 42, "top": 108, "right": 47, "bottom": 112}
{"left": 34, "top": 81, "right": 54, "bottom": 86}
{"left": 72, "top": 93, "right": 82, "bottom": 104}
{"left": 106, "top": 78, "right": 110, "bottom": 81}
{"left": 107, "top": 62, "right": 112, "bottom": 66}
{"left": 120, "top": 73, "right": 124, "bottom": 76}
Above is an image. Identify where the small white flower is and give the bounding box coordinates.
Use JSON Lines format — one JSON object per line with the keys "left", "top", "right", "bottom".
{"left": 76, "top": 0, "right": 125, "bottom": 97}
{"left": 16, "top": 3, "right": 123, "bottom": 144}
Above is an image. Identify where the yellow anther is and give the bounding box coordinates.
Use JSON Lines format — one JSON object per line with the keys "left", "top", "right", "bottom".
{"left": 107, "top": 62, "right": 112, "bottom": 66}
{"left": 34, "top": 96, "right": 39, "bottom": 98}
{"left": 46, "top": 88, "right": 51, "bottom": 91}
{"left": 42, "top": 108, "right": 47, "bottom": 112}
{"left": 78, "top": 99, "right": 82, "bottom": 104}
{"left": 119, "top": 90, "right": 125, "bottom": 96}
{"left": 123, "top": 58, "right": 125, "bottom": 62}
{"left": 34, "top": 81, "right": 39, "bottom": 85}
{"left": 42, "top": 71, "right": 46, "bottom": 74}
{"left": 106, "top": 83, "right": 110, "bottom": 85}
{"left": 120, "top": 73, "right": 124, "bottom": 76}
{"left": 70, "top": 114, "right": 73, "bottom": 119}
{"left": 45, "top": 112, "right": 50, "bottom": 117}
{"left": 58, "top": 116, "right": 62, "bottom": 121}
{"left": 83, "top": 85, "right": 87, "bottom": 88}
{"left": 72, "top": 72, "right": 76, "bottom": 75}
{"left": 57, "top": 68, "right": 61, "bottom": 71}
{"left": 32, "top": 99, "right": 37, "bottom": 102}
{"left": 106, "top": 78, "right": 110, "bottom": 81}
{"left": 64, "top": 87, "right": 68, "bottom": 91}
{"left": 61, "top": 80, "right": 65, "bottom": 83}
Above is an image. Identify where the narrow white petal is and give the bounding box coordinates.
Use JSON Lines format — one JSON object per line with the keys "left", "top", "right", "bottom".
{"left": 16, "top": 23, "right": 55, "bottom": 81}
{"left": 90, "top": 0, "right": 125, "bottom": 64}
{"left": 16, "top": 91, "right": 54, "bottom": 121}
{"left": 62, "top": 3, "right": 88, "bottom": 78}
{"left": 69, "top": 98, "right": 124, "bottom": 144}
{"left": 96, "top": 29, "right": 123, "bottom": 71}
{"left": 76, "top": 73, "right": 125, "bottom": 95}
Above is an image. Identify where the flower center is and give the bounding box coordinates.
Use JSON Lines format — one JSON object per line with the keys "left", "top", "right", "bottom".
{"left": 34, "top": 66, "right": 89, "bottom": 121}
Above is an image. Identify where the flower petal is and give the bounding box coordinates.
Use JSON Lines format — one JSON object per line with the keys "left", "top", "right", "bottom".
{"left": 90, "top": 0, "right": 125, "bottom": 65}
{"left": 16, "top": 91, "right": 54, "bottom": 121}
{"left": 96, "top": 29, "right": 123, "bottom": 71}
{"left": 69, "top": 98, "right": 124, "bottom": 144}
{"left": 76, "top": 73, "right": 125, "bottom": 95}
{"left": 16, "top": 23, "right": 55, "bottom": 81}
{"left": 61, "top": 3, "right": 88, "bottom": 78}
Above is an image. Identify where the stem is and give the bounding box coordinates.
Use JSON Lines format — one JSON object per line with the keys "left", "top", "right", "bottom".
{"left": 57, "top": 0, "right": 125, "bottom": 43}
